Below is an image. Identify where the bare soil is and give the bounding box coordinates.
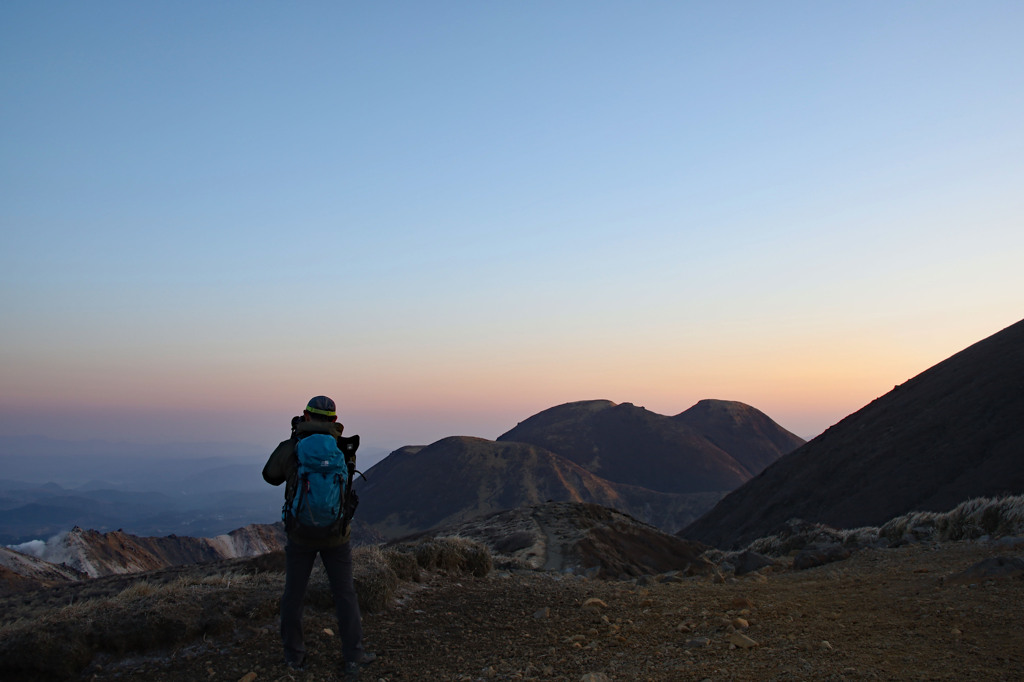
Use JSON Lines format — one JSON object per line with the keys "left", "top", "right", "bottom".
{"left": 73, "top": 540, "right": 1023, "bottom": 681}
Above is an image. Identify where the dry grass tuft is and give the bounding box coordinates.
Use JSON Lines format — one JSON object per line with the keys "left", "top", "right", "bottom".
{"left": 737, "top": 494, "right": 1024, "bottom": 557}
{"left": 352, "top": 545, "right": 400, "bottom": 613}
{"left": 879, "top": 494, "right": 1024, "bottom": 543}
{"left": 456, "top": 538, "right": 494, "bottom": 577}
{"left": 411, "top": 536, "right": 493, "bottom": 576}
{"left": 382, "top": 547, "right": 421, "bottom": 582}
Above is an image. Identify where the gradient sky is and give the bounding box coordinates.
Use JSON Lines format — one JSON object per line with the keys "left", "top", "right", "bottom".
{"left": 2, "top": 2, "right": 1022, "bottom": 457}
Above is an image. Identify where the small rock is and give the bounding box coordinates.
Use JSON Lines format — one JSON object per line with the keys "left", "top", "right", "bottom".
{"left": 685, "top": 637, "right": 712, "bottom": 648}
{"left": 533, "top": 607, "right": 551, "bottom": 619}
{"left": 580, "top": 674, "right": 610, "bottom": 682}
{"left": 728, "top": 632, "right": 759, "bottom": 649}
{"left": 950, "top": 556, "right": 1024, "bottom": 582}
{"left": 793, "top": 543, "right": 852, "bottom": 571}
{"left": 238, "top": 674, "right": 257, "bottom": 682}
{"left": 820, "top": 640, "right": 833, "bottom": 650}
{"left": 732, "top": 617, "right": 749, "bottom": 629}
{"left": 733, "top": 550, "right": 776, "bottom": 576}
{"left": 323, "top": 627, "right": 335, "bottom": 636}
{"left": 582, "top": 598, "right": 608, "bottom": 612}
{"left": 730, "top": 596, "right": 755, "bottom": 609}
{"left": 993, "top": 536, "right": 1024, "bottom": 549}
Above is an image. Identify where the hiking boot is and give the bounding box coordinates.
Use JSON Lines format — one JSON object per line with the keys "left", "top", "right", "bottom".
{"left": 341, "top": 651, "right": 376, "bottom": 677}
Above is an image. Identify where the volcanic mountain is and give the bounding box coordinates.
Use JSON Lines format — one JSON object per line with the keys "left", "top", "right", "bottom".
{"left": 683, "top": 318, "right": 1024, "bottom": 550}
{"left": 497, "top": 399, "right": 804, "bottom": 493}
{"left": 353, "top": 437, "right": 722, "bottom": 538}
{"left": 356, "top": 400, "right": 803, "bottom": 538}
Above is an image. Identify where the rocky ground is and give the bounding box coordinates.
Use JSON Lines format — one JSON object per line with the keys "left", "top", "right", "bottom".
{"left": 60, "top": 540, "right": 1024, "bottom": 681}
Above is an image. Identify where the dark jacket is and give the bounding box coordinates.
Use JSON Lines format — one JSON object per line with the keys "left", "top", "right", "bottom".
{"left": 263, "top": 420, "right": 355, "bottom": 547}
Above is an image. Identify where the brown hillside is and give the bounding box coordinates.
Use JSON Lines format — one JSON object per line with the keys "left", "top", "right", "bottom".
{"left": 356, "top": 437, "right": 724, "bottom": 538}
{"left": 674, "top": 399, "right": 805, "bottom": 476}
{"left": 683, "top": 318, "right": 1024, "bottom": 549}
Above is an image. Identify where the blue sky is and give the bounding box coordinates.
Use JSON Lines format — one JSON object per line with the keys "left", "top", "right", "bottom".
{"left": 2, "top": 2, "right": 1022, "bottom": 456}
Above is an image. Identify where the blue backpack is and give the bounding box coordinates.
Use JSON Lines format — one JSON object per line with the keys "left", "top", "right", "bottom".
{"left": 283, "top": 433, "right": 358, "bottom": 540}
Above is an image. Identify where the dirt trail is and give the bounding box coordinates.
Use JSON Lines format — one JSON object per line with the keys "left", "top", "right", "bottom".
{"left": 532, "top": 506, "right": 568, "bottom": 572}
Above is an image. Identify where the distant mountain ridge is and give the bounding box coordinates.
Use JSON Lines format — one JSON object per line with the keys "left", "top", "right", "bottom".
{"left": 2, "top": 523, "right": 286, "bottom": 587}
{"left": 683, "top": 318, "right": 1024, "bottom": 550}
{"left": 357, "top": 399, "right": 804, "bottom": 538}
{"left": 498, "top": 399, "right": 804, "bottom": 493}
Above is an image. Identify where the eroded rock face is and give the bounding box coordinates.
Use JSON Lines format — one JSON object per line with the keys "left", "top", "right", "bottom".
{"left": 66, "top": 524, "right": 288, "bottom": 577}
{"left": 5, "top": 523, "right": 287, "bottom": 581}
{"left": 0, "top": 547, "right": 89, "bottom": 596}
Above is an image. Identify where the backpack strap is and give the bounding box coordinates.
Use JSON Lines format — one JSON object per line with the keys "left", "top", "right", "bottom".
{"left": 337, "top": 435, "right": 360, "bottom": 531}
{"left": 280, "top": 425, "right": 303, "bottom": 531}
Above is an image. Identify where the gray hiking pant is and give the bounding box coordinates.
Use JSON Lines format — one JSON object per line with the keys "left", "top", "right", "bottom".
{"left": 281, "top": 539, "right": 365, "bottom": 664}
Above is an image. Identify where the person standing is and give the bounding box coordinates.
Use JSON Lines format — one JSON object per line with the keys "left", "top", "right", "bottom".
{"left": 262, "top": 395, "right": 376, "bottom": 677}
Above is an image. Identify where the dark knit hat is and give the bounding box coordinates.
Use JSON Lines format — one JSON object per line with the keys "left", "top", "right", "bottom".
{"left": 304, "top": 395, "right": 337, "bottom": 417}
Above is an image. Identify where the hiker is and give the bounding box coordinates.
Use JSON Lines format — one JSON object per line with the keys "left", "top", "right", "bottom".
{"left": 262, "top": 395, "right": 376, "bottom": 677}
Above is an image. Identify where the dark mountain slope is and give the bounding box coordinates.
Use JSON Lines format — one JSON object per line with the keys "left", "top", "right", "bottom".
{"left": 497, "top": 399, "right": 802, "bottom": 494}
{"left": 355, "top": 437, "right": 723, "bottom": 538}
{"left": 674, "top": 399, "right": 806, "bottom": 476}
{"left": 683, "top": 318, "right": 1024, "bottom": 550}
